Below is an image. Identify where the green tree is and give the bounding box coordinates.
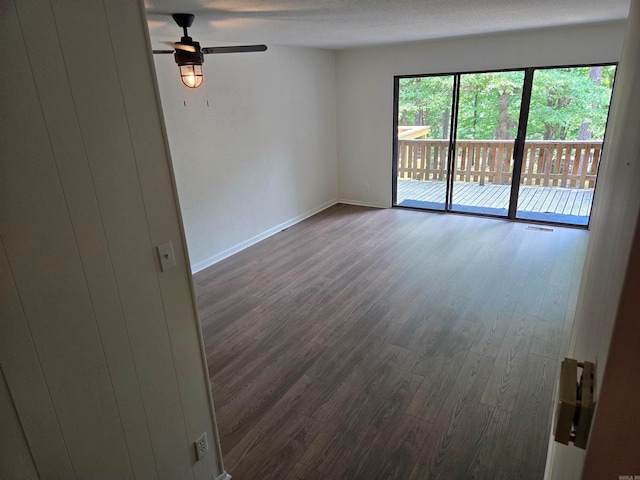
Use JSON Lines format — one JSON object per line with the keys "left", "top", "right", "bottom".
{"left": 398, "top": 66, "right": 616, "bottom": 141}
{"left": 526, "top": 66, "right": 615, "bottom": 140}
{"left": 457, "top": 71, "right": 523, "bottom": 140}
{"left": 398, "top": 76, "right": 454, "bottom": 138}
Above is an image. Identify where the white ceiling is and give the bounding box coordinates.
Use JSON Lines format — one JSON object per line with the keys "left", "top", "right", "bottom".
{"left": 144, "top": 0, "right": 630, "bottom": 49}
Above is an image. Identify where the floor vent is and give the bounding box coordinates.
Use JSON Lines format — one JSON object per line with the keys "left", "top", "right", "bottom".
{"left": 527, "top": 226, "right": 554, "bottom": 232}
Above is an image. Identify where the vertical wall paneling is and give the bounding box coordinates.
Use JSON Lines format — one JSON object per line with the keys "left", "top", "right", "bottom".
{"left": 0, "top": 366, "right": 39, "bottom": 480}
{"left": 103, "top": 0, "right": 224, "bottom": 477}
{"left": 0, "top": 239, "right": 75, "bottom": 479}
{"left": 11, "top": 1, "right": 159, "bottom": 478}
{"left": 0, "top": 0, "right": 225, "bottom": 478}
{"left": 49, "top": 0, "right": 194, "bottom": 477}
{"left": 1, "top": 1, "right": 134, "bottom": 477}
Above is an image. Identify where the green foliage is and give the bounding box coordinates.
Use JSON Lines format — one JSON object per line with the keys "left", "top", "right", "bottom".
{"left": 398, "top": 66, "right": 616, "bottom": 141}
{"left": 527, "top": 66, "right": 615, "bottom": 140}
{"left": 398, "top": 76, "right": 454, "bottom": 139}
{"left": 457, "top": 71, "right": 523, "bottom": 140}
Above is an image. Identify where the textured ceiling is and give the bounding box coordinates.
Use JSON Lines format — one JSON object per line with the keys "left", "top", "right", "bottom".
{"left": 144, "top": 0, "right": 630, "bottom": 49}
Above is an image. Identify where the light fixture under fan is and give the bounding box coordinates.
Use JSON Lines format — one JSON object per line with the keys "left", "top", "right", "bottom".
{"left": 152, "top": 13, "right": 267, "bottom": 88}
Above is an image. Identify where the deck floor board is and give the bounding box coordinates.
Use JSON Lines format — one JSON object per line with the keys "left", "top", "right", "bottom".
{"left": 397, "top": 179, "right": 594, "bottom": 219}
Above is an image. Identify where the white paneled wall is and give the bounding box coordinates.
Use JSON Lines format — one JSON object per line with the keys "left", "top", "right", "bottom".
{"left": 0, "top": 1, "right": 225, "bottom": 479}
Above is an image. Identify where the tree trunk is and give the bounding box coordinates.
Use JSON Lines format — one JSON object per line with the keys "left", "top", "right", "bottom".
{"left": 496, "top": 88, "right": 510, "bottom": 139}
{"left": 590, "top": 66, "right": 603, "bottom": 85}
{"left": 579, "top": 67, "right": 603, "bottom": 140}
{"left": 579, "top": 121, "right": 591, "bottom": 140}
{"left": 442, "top": 108, "right": 450, "bottom": 139}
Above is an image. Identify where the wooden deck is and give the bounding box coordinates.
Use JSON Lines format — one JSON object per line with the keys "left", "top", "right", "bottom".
{"left": 397, "top": 179, "right": 594, "bottom": 217}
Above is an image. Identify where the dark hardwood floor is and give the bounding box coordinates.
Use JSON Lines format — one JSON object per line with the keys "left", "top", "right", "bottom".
{"left": 194, "top": 204, "right": 588, "bottom": 480}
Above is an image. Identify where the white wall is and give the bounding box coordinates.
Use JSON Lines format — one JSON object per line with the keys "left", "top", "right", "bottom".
{"left": 0, "top": 0, "right": 226, "bottom": 479}
{"left": 153, "top": 46, "right": 338, "bottom": 272}
{"left": 335, "top": 21, "right": 627, "bottom": 207}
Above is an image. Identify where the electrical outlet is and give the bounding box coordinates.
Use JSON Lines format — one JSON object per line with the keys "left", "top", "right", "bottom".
{"left": 364, "top": 182, "right": 370, "bottom": 191}
{"left": 195, "top": 432, "right": 208, "bottom": 460}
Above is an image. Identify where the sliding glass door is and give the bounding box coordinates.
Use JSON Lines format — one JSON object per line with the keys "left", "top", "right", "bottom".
{"left": 516, "top": 66, "right": 616, "bottom": 225}
{"left": 393, "top": 63, "right": 616, "bottom": 227}
{"left": 451, "top": 71, "right": 524, "bottom": 216}
{"left": 395, "top": 75, "right": 455, "bottom": 211}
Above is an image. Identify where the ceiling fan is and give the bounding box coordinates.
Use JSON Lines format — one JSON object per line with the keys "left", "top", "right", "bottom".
{"left": 153, "top": 13, "right": 267, "bottom": 88}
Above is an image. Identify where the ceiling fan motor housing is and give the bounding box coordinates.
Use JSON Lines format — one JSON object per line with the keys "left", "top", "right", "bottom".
{"left": 171, "top": 13, "right": 203, "bottom": 66}
{"left": 174, "top": 41, "right": 204, "bottom": 66}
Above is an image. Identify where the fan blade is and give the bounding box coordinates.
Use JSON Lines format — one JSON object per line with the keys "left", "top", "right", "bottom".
{"left": 202, "top": 45, "right": 267, "bottom": 54}
{"left": 159, "top": 41, "right": 196, "bottom": 53}
{"left": 174, "top": 42, "right": 197, "bottom": 53}
{"left": 153, "top": 50, "right": 175, "bottom": 54}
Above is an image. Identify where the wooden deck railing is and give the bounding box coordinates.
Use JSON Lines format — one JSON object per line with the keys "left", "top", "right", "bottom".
{"left": 397, "top": 139, "right": 603, "bottom": 189}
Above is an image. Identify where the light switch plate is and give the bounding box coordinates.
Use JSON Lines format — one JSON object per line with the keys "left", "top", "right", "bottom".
{"left": 157, "top": 242, "right": 176, "bottom": 271}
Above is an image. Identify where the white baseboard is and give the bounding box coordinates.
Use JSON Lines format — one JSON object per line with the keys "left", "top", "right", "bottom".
{"left": 337, "top": 198, "right": 390, "bottom": 209}
{"left": 191, "top": 198, "right": 339, "bottom": 273}
{"left": 214, "top": 473, "right": 232, "bottom": 480}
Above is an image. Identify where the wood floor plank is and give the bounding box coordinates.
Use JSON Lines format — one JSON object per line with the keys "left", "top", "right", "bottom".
{"left": 310, "top": 368, "right": 422, "bottom": 476}
{"left": 433, "top": 352, "right": 495, "bottom": 423}
{"left": 222, "top": 374, "right": 319, "bottom": 470}
{"left": 195, "top": 204, "right": 588, "bottom": 480}
{"left": 493, "top": 354, "right": 557, "bottom": 480}
{"left": 226, "top": 414, "right": 326, "bottom": 479}
{"left": 404, "top": 319, "right": 481, "bottom": 421}
{"left": 408, "top": 399, "right": 476, "bottom": 479}
{"left": 283, "top": 463, "right": 323, "bottom": 480}
{"left": 463, "top": 404, "right": 512, "bottom": 480}
{"left": 353, "top": 413, "right": 435, "bottom": 479}
{"left": 310, "top": 344, "right": 411, "bottom": 425}
{"left": 480, "top": 312, "right": 536, "bottom": 412}
{"left": 538, "top": 284, "right": 570, "bottom": 324}
{"left": 327, "top": 371, "right": 425, "bottom": 478}
{"left": 215, "top": 341, "right": 327, "bottom": 452}
{"left": 401, "top": 315, "right": 480, "bottom": 377}
{"left": 358, "top": 415, "right": 433, "bottom": 480}
{"left": 529, "top": 319, "right": 563, "bottom": 359}
{"left": 470, "top": 282, "right": 524, "bottom": 358}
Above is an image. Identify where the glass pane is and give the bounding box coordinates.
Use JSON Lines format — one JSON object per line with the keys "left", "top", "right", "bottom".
{"left": 517, "top": 65, "right": 616, "bottom": 225}
{"left": 451, "top": 71, "right": 524, "bottom": 216}
{"left": 395, "top": 75, "right": 454, "bottom": 210}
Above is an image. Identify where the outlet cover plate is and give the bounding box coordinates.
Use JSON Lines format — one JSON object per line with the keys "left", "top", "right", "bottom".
{"left": 195, "top": 432, "right": 208, "bottom": 460}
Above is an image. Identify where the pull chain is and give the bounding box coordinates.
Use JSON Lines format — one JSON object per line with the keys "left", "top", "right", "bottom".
{"left": 203, "top": 75, "right": 210, "bottom": 107}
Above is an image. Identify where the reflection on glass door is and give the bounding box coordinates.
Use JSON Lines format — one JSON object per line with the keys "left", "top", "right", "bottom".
{"left": 451, "top": 71, "right": 524, "bottom": 216}
{"left": 395, "top": 75, "right": 454, "bottom": 210}
{"left": 516, "top": 66, "right": 616, "bottom": 225}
